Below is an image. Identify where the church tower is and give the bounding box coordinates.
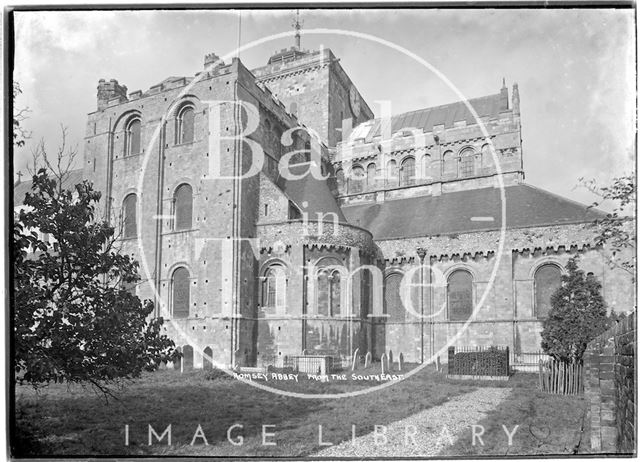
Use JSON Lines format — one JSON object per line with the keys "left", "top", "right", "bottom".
{"left": 252, "top": 13, "right": 374, "bottom": 148}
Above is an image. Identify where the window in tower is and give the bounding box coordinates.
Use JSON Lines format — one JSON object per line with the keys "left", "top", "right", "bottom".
{"left": 125, "top": 118, "right": 141, "bottom": 156}
{"left": 122, "top": 193, "right": 137, "bottom": 239}
{"left": 172, "top": 267, "right": 190, "bottom": 319}
{"left": 176, "top": 105, "right": 195, "bottom": 144}
{"left": 173, "top": 184, "right": 193, "bottom": 231}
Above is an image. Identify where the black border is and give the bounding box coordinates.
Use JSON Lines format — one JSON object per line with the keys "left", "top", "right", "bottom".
{"left": 5, "top": 2, "right": 638, "bottom": 460}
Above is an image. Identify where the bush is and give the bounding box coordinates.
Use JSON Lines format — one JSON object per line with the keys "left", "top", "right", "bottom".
{"left": 541, "top": 257, "right": 609, "bottom": 363}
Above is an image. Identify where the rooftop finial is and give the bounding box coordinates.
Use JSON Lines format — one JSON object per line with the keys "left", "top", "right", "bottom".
{"left": 292, "top": 9, "right": 303, "bottom": 49}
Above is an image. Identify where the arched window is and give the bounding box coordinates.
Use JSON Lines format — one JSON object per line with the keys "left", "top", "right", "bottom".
{"left": 481, "top": 144, "right": 490, "bottom": 169}
{"left": 336, "top": 169, "right": 345, "bottom": 191}
{"left": 329, "top": 270, "right": 341, "bottom": 316}
{"left": 176, "top": 106, "right": 195, "bottom": 144}
{"left": 421, "top": 154, "right": 431, "bottom": 181}
{"left": 172, "top": 267, "right": 190, "bottom": 318}
{"left": 315, "top": 259, "right": 343, "bottom": 316}
{"left": 125, "top": 118, "right": 141, "bottom": 156}
{"left": 448, "top": 270, "right": 473, "bottom": 321}
{"left": 366, "top": 163, "right": 376, "bottom": 190}
{"left": 443, "top": 150, "right": 456, "bottom": 176}
{"left": 400, "top": 157, "right": 415, "bottom": 186}
{"left": 387, "top": 159, "right": 398, "bottom": 186}
{"left": 317, "top": 270, "right": 330, "bottom": 316}
{"left": 262, "top": 265, "right": 287, "bottom": 310}
{"left": 174, "top": 184, "right": 193, "bottom": 231}
{"left": 122, "top": 193, "right": 137, "bottom": 238}
{"left": 349, "top": 165, "right": 365, "bottom": 194}
{"left": 534, "top": 264, "right": 562, "bottom": 319}
{"left": 460, "top": 149, "right": 475, "bottom": 177}
{"left": 384, "top": 273, "right": 404, "bottom": 321}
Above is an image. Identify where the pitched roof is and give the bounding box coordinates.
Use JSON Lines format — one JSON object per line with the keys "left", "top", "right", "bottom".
{"left": 13, "top": 169, "right": 84, "bottom": 207}
{"left": 275, "top": 163, "right": 347, "bottom": 222}
{"left": 358, "top": 93, "right": 507, "bottom": 140}
{"left": 340, "top": 184, "right": 606, "bottom": 240}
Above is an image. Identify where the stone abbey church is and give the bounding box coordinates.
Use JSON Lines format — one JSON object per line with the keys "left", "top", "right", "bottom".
{"left": 15, "top": 43, "right": 634, "bottom": 370}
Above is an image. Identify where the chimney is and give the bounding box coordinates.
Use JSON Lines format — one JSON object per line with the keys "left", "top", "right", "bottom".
{"left": 97, "top": 79, "right": 128, "bottom": 111}
{"left": 204, "top": 52, "right": 224, "bottom": 69}
{"left": 500, "top": 77, "right": 509, "bottom": 111}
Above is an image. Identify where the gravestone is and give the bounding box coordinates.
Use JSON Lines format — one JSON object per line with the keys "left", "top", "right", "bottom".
{"left": 388, "top": 350, "right": 394, "bottom": 366}
{"left": 351, "top": 348, "right": 360, "bottom": 371}
{"left": 364, "top": 351, "right": 372, "bottom": 368}
{"left": 183, "top": 345, "right": 194, "bottom": 371}
{"left": 203, "top": 346, "right": 214, "bottom": 370}
{"left": 398, "top": 353, "right": 404, "bottom": 371}
{"left": 381, "top": 353, "right": 388, "bottom": 375}
{"left": 173, "top": 346, "right": 182, "bottom": 371}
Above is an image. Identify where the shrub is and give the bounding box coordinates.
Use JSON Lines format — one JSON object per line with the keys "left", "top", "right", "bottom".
{"left": 541, "top": 257, "right": 609, "bottom": 363}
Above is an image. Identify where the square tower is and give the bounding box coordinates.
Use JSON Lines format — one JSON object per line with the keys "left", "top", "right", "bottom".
{"left": 253, "top": 47, "right": 374, "bottom": 148}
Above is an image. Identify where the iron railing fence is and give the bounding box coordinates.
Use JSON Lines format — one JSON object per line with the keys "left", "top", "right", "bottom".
{"left": 448, "top": 345, "right": 510, "bottom": 377}
{"left": 283, "top": 355, "right": 335, "bottom": 375}
{"left": 510, "top": 350, "right": 551, "bottom": 371}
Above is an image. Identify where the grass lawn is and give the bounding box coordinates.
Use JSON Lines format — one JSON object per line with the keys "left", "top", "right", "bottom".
{"left": 13, "top": 366, "right": 587, "bottom": 457}
{"left": 444, "top": 373, "right": 589, "bottom": 456}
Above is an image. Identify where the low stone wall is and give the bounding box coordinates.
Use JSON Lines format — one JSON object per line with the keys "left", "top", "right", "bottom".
{"left": 584, "top": 311, "right": 636, "bottom": 454}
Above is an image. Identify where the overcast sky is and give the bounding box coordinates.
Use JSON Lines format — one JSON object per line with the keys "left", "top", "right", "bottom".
{"left": 13, "top": 8, "right": 635, "bottom": 208}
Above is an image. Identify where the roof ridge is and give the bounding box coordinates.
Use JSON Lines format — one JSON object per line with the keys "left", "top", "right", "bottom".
{"left": 521, "top": 183, "right": 607, "bottom": 216}
{"left": 376, "top": 92, "right": 503, "bottom": 122}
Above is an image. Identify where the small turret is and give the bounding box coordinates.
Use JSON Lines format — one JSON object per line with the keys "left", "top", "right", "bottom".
{"left": 500, "top": 77, "right": 509, "bottom": 111}
{"left": 512, "top": 82, "right": 520, "bottom": 115}
{"left": 204, "top": 52, "right": 224, "bottom": 69}
{"left": 97, "top": 79, "right": 128, "bottom": 111}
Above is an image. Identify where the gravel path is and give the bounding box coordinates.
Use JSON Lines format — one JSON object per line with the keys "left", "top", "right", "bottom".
{"left": 314, "top": 387, "right": 512, "bottom": 458}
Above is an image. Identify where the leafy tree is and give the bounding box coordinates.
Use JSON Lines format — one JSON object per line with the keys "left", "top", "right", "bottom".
{"left": 13, "top": 167, "right": 178, "bottom": 394}
{"left": 540, "top": 257, "right": 610, "bottom": 363}
{"left": 580, "top": 174, "right": 636, "bottom": 279}
{"left": 13, "top": 82, "right": 30, "bottom": 148}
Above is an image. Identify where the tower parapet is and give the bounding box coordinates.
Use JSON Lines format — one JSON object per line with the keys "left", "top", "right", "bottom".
{"left": 97, "top": 79, "right": 128, "bottom": 111}
{"left": 204, "top": 52, "right": 224, "bottom": 68}
{"left": 512, "top": 82, "right": 520, "bottom": 115}
{"left": 500, "top": 77, "right": 509, "bottom": 111}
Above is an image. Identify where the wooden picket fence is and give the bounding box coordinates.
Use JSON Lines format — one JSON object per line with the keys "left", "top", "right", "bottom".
{"left": 538, "top": 359, "right": 583, "bottom": 395}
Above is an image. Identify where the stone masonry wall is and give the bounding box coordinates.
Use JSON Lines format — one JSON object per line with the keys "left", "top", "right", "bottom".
{"left": 585, "top": 311, "right": 636, "bottom": 454}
